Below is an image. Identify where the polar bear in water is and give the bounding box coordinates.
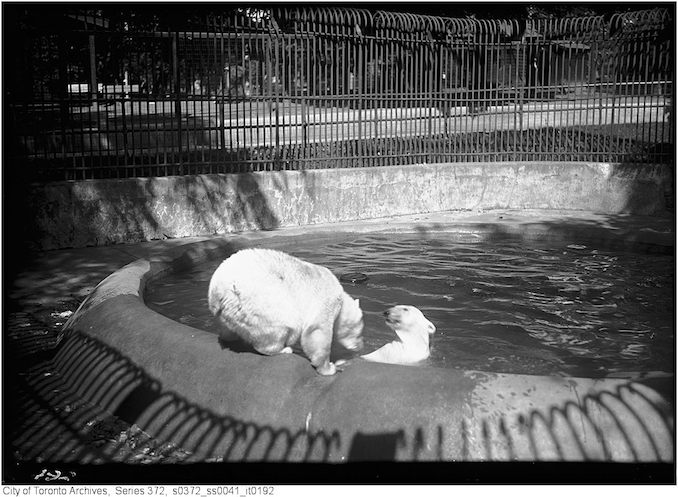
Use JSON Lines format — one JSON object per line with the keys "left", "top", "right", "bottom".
{"left": 361, "top": 306, "right": 435, "bottom": 365}
{"left": 208, "top": 248, "right": 364, "bottom": 375}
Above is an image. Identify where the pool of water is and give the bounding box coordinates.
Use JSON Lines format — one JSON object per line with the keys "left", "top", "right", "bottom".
{"left": 145, "top": 234, "right": 674, "bottom": 378}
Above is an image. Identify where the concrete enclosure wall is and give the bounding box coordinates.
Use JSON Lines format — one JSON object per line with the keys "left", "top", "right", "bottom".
{"left": 27, "top": 161, "right": 672, "bottom": 250}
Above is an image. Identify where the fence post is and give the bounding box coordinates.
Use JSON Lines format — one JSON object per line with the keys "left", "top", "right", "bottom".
{"left": 89, "top": 34, "right": 98, "bottom": 108}
{"left": 272, "top": 35, "right": 281, "bottom": 170}
{"left": 57, "top": 34, "right": 70, "bottom": 164}
{"left": 172, "top": 31, "right": 183, "bottom": 173}
{"left": 218, "top": 21, "right": 226, "bottom": 160}
{"left": 513, "top": 33, "right": 524, "bottom": 162}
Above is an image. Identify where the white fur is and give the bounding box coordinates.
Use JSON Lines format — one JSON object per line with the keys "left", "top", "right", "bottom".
{"left": 208, "top": 248, "right": 364, "bottom": 375}
{"left": 361, "top": 305, "right": 435, "bottom": 365}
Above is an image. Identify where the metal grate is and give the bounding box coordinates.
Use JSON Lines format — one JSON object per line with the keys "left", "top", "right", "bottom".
{"left": 5, "top": 7, "right": 674, "bottom": 181}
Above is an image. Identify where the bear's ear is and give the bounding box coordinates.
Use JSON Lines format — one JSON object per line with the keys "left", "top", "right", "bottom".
{"left": 427, "top": 321, "right": 436, "bottom": 335}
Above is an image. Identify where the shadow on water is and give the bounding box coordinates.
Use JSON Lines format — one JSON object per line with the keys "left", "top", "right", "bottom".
{"left": 413, "top": 209, "right": 673, "bottom": 256}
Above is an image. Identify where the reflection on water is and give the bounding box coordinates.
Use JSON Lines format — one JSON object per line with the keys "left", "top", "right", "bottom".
{"left": 145, "top": 235, "right": 674, "bottom": 378}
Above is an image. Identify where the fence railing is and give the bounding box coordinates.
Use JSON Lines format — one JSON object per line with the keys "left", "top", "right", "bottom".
{"left": 5, "top": 7, "right": 674, "bottom": 181}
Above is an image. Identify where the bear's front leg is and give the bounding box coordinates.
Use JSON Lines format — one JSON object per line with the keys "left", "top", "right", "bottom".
{"left": 301, "top": 327, "right": 336, "bottom": 375}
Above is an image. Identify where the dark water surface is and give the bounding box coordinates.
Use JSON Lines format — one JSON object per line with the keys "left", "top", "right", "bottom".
{"left": 145, "top": 234, "right": 674, "bottom": 378}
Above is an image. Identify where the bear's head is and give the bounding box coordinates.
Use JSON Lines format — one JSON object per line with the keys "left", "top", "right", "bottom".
{"left": 384, "top": 305, "right": 436, "bottom": 344}
{"left": 335, "top": 293, "right": 364, "bottom": 352}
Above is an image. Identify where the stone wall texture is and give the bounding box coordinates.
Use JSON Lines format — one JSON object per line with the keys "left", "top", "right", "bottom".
{"left": 26, "top": 161, "right": 673, "bottom": 250}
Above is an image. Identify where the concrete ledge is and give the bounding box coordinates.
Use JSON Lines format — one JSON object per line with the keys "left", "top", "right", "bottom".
{"left": 53, "top": 218, "right": 675, "bottom": 462}
{"left": 27, "top": 161, "right": 673, "bottom": 250}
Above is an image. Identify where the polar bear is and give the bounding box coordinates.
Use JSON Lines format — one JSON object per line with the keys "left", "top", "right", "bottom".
{"left": 208, "top": 248, "right": 364, "bottom": 375}
{"left": 361, "top": 306, "right": 435, "bottom": 365}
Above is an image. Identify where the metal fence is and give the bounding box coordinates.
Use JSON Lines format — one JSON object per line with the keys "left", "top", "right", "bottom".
{"left": 5, "top": 7, "right": 674, "bottom": 181}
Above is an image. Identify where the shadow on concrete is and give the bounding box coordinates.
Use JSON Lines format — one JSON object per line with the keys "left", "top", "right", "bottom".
{"left": 615, "top": 160, "right": 674, "bottom": 215}
{"left": 23, "top": 330, "right": 341, "bottom": 464}
{"left": 4, "top": 248, "right": 135, "bottom": 311}
{"left": 7, "top": 140, "right": 326, "bottom": 253}
{"left": 497, "top": 380, "right": 672, "bottom": 462}
{"left": 4, "top": 315, "right": 674, "bottom": 484}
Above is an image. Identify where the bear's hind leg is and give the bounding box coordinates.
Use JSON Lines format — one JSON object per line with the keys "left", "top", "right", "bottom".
{"left": 251, "top": 326, "right": 295, "bottom": 356}
{"left": 301, "top": 327, "right": 336, "bottom": 375}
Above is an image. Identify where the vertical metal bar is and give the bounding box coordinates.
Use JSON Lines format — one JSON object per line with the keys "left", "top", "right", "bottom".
{"left": 283, "top": 22, "right": 290, "bottom": 169}
{"left": 517, "top": 27, "right": 525, "bottom": 163}
{"left": 325, "top": 12, "right": 331, "bottom": 169}
{"left": 483, "top": 28, "right": 491, "bottom": 162}
{"left": 358, "top": 18, "right": 365, "bottom": 168}
{"left": 546, "top": 19, "right": 555, "bottom": 161}
{"left": 393, "top": 21, "right": 401, "bottom": 165}
{"left": 252, "top": 29, "right": 261, "bottom": 169}
{"left": 405, "top": 20, "right": 410, "bottom": 165}
{"left": 89, "top": 33, "right": 98, "bottom": 112}
{"left": 562, "top": 20, "right": 572, "bottom": 162}
{"left": 302, "top": 31, "right": 311, "bottom": 169}
{"left": 397, "top": 18, "right": 404, "bottom": 166}
{"left": 404, "top": 19, "right": 410, "bottom": 164}
{"left": 648, "top": 28, "right": 658, "bottom": 160}
{"left": 219, "top": 26, "right": 226, "bottom": 169}
{"left": 128, "top": 47, "right": 136, "bottom": 178}
{"left": 543, "top": 29, "right": 552, "bottom": 161}
{"left": 375, "top": 23, "right": 382, "bottom": 167}
{"left": 418, "top": 25, "right": 425, "bottom": 164}
{"left": 357, "top": 19, "right": 365, "bottom": 168}
{"left": 434, "top": 39, "right": 442, "bottom": 163}
{"left": 512, "top": 25, "right": 521, "bottom": 163}
{"left": 488, "top": 23, "right": 497, "bottom": 162}
{"left": 411, "top": 23, "right": 418, "bottom": 165}
{"left": 608, "top": 16, "right": 621, "bottom": 161}
{"left": 172, "top": 31, "right": 182, "bottom": 173}
{"left": 57, "top": 33, "right": 70, "bottom": 178}
{"left": 337, "top": 13, "right": 344, "bottom": 168}
{"left": 469, "top": 30, "right": 478, "bottom": 161}
{"left": 417, "top": 20, "right": 424, "bottom": 164}
{"left": 191, "top": 30, "right": 196, "bottom": 172}
{"left": 310, "top": 14, "right": 317, "bottom": 166}
{"left": 488, "top": 25, "right": 497, "bottom": 162}
{"left": 160, "top": 34, "right": 168, "bottom": 176}
{"left": 365, "top": 18, "right": 374, "bottom": 168}
{"left": 573, "top": 21, "right": 582, "bottom": 162}
{"left": 640, "top": 23, "right": 651, "bottom": 158}
{"left": 273, "top": 31, "right": 280, "bottom": 170}
{"left": 650, "top": 22, "right": 664, "bottom": 162}
{"left": 473, "top": 27, "right": 480, "bottom": 161}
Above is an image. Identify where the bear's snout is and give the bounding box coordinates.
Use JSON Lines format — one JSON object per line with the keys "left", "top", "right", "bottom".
{"left": 383, "top": 307, "right": 402, "bottom": 326}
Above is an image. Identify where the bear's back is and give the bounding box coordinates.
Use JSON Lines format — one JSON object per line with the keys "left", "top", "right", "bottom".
{"left": 208, "top": 248, "right": 343, "bottom": 329}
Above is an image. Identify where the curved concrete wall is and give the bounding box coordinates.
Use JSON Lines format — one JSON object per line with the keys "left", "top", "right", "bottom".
{"left": 26, "top": 161, "right": 672, "bottom": 250}
{"left": 54, "top": 231, "right": 675, "bottom": 463}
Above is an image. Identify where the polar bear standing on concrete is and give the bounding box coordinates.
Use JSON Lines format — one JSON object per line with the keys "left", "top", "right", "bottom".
{"left": 361, "top": 305, "right": 435, "bottom": 365}
{"left": 208, "top": 248, "right": 364, "bottom": 375}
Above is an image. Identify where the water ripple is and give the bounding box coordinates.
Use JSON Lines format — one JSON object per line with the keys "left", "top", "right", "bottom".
{"left": 145, "top": 234, "right": 674, "bottom": 378}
